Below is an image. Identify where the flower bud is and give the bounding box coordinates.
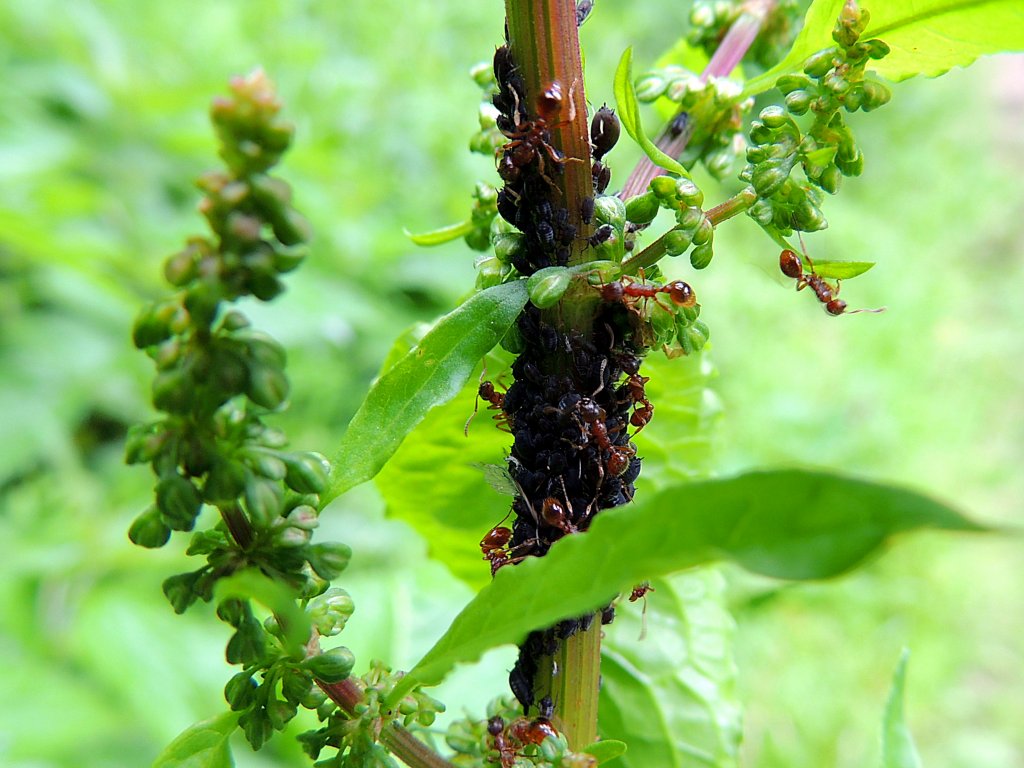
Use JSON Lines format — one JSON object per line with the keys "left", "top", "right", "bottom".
{"left": 691, "top": 216, "right": 714, "bottom": 246}
{"left": 776, "top": 73, "right": 812, "bottom": 94}
{"left": 464, "top": 227, "right": 491, "bottom": 252}
{"left": 866, "top": 39, "right": 891, "bottom": 60}
{"left": 634, "top": 74, "right": 668, "bottom": 101}
{"left": 594, "top": 195, "right": 626, "bottom": 229}
{"left": 751, "top": 161, "right": 791, "bottom": 198}
{"left": 690, "top": 242, "right": 714, "bottom": 269}
{"left": 819, "top": 164, "right": 842, "bottom": 194}
{"left": 649, "top": 175, "right": 677, "bottom": 201}
{"left": 245, "top": 476, "right": 284, "bottom": 527}
{"left": 802, "top": 48, "right": 837, "bottom": 78}
{"left": 156, "top": 474, "right": 202, "bottom": 531}
{"left": 282, "top": 669, "right": 315, "bottom": 705}
{"left": 861, "top": 80, "right": 891, "bottom": 111}
{"left": 129, "top": 505, "right": 172, "bottom": 548}
{"left": 267, "top": 697, "right": 298, "bottom": 731}
{"left": 225, "top": 672, "right": 258, "bottom": 710}
{"left": 526, "top": 267, "right": 571, "bottom": 309}
{"left": 226, "top": 618, "right": 267, "bottom": 665}
{"left": 662, "top": 228, "right": 693, "bottom": 257}
{"left": 625, "top": 192, "right": 659, "bottom": 225}
{"left": 240, "top": 709, "right": 272, "bottom": 751}
{"left": 286, "top": 504, "right": 319, "bottom": 531}
{"left": 674, "top": 178, "right": 704, "bottom": 208}
{"left": 310, "top": 587, "right": 355, "bottom": 637}
{"left": 759, "top": 105, "right": 788, "bottom": 129}
{"left": 492, "top": 232, "right": 523, "bottom": 264}
{"left": 785, "top": 90, "right": 811, "bottom": 115}
{"left": 245, "top": 362, "right": 289, "bottom": 410}
{"left": 283, "top": 452, "right": 330, "bottom": 495}
{"left": 163, "top": 570, "right": 202, "bottom": 614}
{"left": 303, "top": 646, "right": 356, "bottom": 683}
{"left": 307, "top": 542, "right": 353, "bottom": 580}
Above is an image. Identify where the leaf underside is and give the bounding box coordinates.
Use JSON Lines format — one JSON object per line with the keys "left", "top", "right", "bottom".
{"left": 152, "top": 711, "right": 238, "bottom": 768}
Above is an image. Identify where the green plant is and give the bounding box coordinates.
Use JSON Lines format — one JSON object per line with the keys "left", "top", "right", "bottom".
{"left": 125, "top": 1, "right": 1020, "bottom": 766}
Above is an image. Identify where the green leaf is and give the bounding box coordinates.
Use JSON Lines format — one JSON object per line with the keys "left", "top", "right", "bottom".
{"left": 405, "top": 219, "right": 476, "bottom": 246}
{"left": 583, "top": 739, "right": 628, "bottom": 764}
{"left": 324, "top": 281, "right": 528, "bottom": 504}
{"left": 744, "top": 0, "right": 1024, "bottom": 96}
{"left": 376, "top": 352, "right": 514, "bottom": 590}
{"left": 600, "top": 571, "right": 741, "bottom": 768}
{"left": 388, "top": 469, "right": 981, "bottom": 703}
{"left": 213, "top": 570, "right": 310, "bottom": 658}
{"left": 808, "top": 259, "right": 875, "bottom": 279}
{"left": 882, "top": 649, "right": 922, "bottom": 768}
{"left": 614, "top": 48, "right": 690, "bottom": 178}
{"left": 152, "top": 711, "right": 239, "bottom": 768}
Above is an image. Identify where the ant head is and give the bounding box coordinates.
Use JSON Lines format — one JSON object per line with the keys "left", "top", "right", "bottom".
{"left": 825, "top": 298, "right": 847, "bottom": 315}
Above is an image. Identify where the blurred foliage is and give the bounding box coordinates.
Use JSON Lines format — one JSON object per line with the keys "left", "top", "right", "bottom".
{"left": 0, "top": 1, "right": 1021, "bottom": 767}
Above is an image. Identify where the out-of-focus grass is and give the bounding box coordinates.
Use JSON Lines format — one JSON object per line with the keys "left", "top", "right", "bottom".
{"left": 0, "top": 1, "right": 1020, "bottom": 766}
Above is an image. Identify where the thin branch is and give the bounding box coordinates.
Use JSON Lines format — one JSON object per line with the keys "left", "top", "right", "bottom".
{"left": 620, "top": 0, "right": 777, "bottom": 199}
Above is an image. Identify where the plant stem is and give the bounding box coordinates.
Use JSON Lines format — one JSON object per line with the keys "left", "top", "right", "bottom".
{"left": 504, "top": 0, "right": 604, "bottom": 747}
{"left": 622, "top": 186, "right": 757, "bottom": 272}
{"left": 317, "top": 679, "right": 457, "bottom": 768}
{"left": 620, "top": 0, "right": 776, "bottom": 200}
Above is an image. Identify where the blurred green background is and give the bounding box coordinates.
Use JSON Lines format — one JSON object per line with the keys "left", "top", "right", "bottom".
{"left": 1, "top": 1, "right": 1020, "bottom": 766}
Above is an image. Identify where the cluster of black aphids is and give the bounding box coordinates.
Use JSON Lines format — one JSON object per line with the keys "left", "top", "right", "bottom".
{"left": 491, "top": 43, "right": 620, "bottom": 276}
{"left": 503, "top": 301, "right": 644, "bottom": 709}
{"left": 490, "top": 38, "right": 634, "bottom": 711}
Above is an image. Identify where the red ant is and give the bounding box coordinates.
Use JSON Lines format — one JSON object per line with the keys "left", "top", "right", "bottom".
{"left": 628, "top": 582, "right": 654, "bottom": 641}
{"left": 489, "top": 714, "right": 561, "bottom": 767}
{"left": 779, "top": 242, "right": 884, "bottom": 316}
{"left": 574, "top": 397, "right": 635, "bottom": 477}
{"left": 465, "top": 379, "right": 510, "bottom": 436}
{"left": 622, "top": 373, "right": 654, "bottom": 432}
{"left": 498, "top": 80, "right": 580, "bottom": 185}
{"left": 600, "top": 274, "right": 697, "bottom": 316}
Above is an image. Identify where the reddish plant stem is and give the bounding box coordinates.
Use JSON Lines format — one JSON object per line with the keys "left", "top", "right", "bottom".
{"left": 316, "top": 678, "right": 457, "bottom": 768}
{"left": 619, "top": 0, "right": 776, "bottom": 200}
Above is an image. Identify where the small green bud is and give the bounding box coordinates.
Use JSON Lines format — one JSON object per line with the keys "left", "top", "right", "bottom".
{"left": 594, "top": 195, "right": 626, "bottom": 229}
{"left": 469, "top": 61, "right": 493, "bottom": 89}
{"left": 819, "top": 164, "right": 842, "bottom": 194}
{"left": 164, "top": 249, "right": 198, "bottom": 287}
{"left": 690, "top": 242, "right": 714, "bottom": 269}
{"left": 225, "top": 672, "right": 258, "bottom": 710}
{"left": 649, "top": 175, "right": 677, "bottom": 201}
{"left": 822, "top": 71, "right": 850, "bottom": 95}
{"left": 795, "top": 199, "right": 828, "bottom": 231}
{"left": 785, "top": 90, "right": 811, "bottom": 115}
{"left": 310, "top": 587, "right": 355, "bottom": 637}
{"left": 203, "top": 458, "right": 246, "bottom": 504}
{"left": 836, "top": 150, "right": 864, "bottom": 176}
{"left": 843, "top": 85, "right": 864, "bottom": 112}
{"left": 748, "top": 198, "right": 774, "bottom": 226}
{"left": 803, "top": 48, "right": 837, "bottom": 78}
{"left": 275, "top": 525, "right": 310, "bottom": 548}
{"left": 186, "top": 529, "right": 227, "bottom": 556}
{"left": 749, "top": 122, "right": 773, "bottom": 145}
{"left": 304, "top": 646, "right": 356, "bottom": 684}
{"left": 216, "top": 598, "right": 246, "bottom": 626}
{"left": 464, "top": 227, "right": 490, "bottom": 252}
{"left": 776, "top": 73, "right": 812, "bottom": 95}
{"left": 156, "top": 474, "right": 202, "bottom": 531}
{"left": 624, "top": 192, "right": 659, "bottom": 225}
{"left": 677, "top": 205, "right": 703, "bottom": 231}
{"left": 244, "top": 476, "right": 284, "bottom": 527}
{"left": 751, "top": 162, "right": 791, "bottom": 198}
{"left": 866, "top": 39, "right": 891, "bottom": 60}
{"left": 245, "top": 363, "right": 289, "bottom": 410}
{"left": 492, "top": 232, "right": 523, "bottom": 264}
{"left": 301, "top": 684, "right": 328, "bottom": 710}
{"left": 283, "top": 452, "right": 330, "bottom": 495}
{"left": 128, "top": 506, "right": 172, "bottom": 548}
{"left": 416, "top": 710, "right": 437, "bottom": 727}
{"left": 691, "top": 216, "right": 714, "bottom": 246}
{"left": 662, "top": 228, "right": 693, "bottom": 257}
{"left": 674, "top": 178, "right": 703, "bottom": 208}
{"left": 759, "top": 105, "right": 788, "bottom": 129}
{"left": 307, "top": 542, "right": 353, "bottom": 580}
{"left": 282, "top": 669, "right": 315, "bottom": 705}
{"left": 286, "top": 505, "right": 319, "bottom": 531}
{"left": 162, "top": 570, "right": 202, "bottom": 614}
{"left": 526, "top": 267, "right": 571, "bottom": 309}
{"left": 861, "top": 79, "right": 891, "bottom": 111}
{"left": 634, "top": 74, "right": 668, "bottom": 101}
{"left": 132, "top": 302, "right": 177, "bottom": 349}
